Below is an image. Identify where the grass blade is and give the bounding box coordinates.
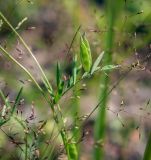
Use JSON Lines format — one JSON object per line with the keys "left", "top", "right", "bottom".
{"left": 0, "top": 11, "right": 53, "bottom": 94}
{"left": 101, "top": 64, "right": 120, "bottom": 71}
{"left": 11, "top": 87, "right": 23, "bottom": 115}
{"left": 91, "top": 51, "right": 104, "bottom": 74}
{"left": 73, "top": 55, "right": 77, "bottom": 85}
{"left": 56, "top": 62, "right": 61, "bottom": 87}
{"left": 143, "top": 131, "right": 151, "bottom": 160}
{"left": 0, "top": 45, "right": 43, "bottom": 93}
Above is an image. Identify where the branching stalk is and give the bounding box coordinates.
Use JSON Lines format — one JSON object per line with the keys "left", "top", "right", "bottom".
{"left": 0, "top": 12, "right": 52, "bottom": 92}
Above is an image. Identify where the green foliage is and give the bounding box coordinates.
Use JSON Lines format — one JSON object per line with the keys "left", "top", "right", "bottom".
{"left": 0, "top": 11, "right": 117, "bottom": 158}
{"left": 90, "top": 51, "right": 104, "bottom": 74}
{"left": 143, "top": 132, "right": 151, "bottom": 160}
{"left": 0, "top": 0, "right": 151, "bottom": 159}
{"left": 54, "top": 62, "right": 65, "bottom": 103}
{"left": 72, "top": 55, "right": 77, "bottom": 85}
{"left": 101, "top": 64, "right": 120, "bottom": 71}
{"left": 94, "top": 0, "right": 123, "bottom": 159}
{"left": 11, "top": 87, "right": 23, "bottom": 115}
{"left": 80, "top": 34, "right": 92, "bottom": 72}
{"left": 0, "top": 87, "right": 23, "bottom": 126}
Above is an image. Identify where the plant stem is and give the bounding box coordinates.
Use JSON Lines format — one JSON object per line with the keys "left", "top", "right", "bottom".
{"left": 0, "top": 45, "right": 42, "bottom": 93}
{"left": 25, "top": 133, "right": 28, "bottom": 160}
{"left": 94, "top": 0, "right": 122, "bottom": 159}
{"left": 0, "top": 12, "right": 52, "bottom": 92}
{"left": 0, "top": 12, "right": 79, "bottom": 160}
{"left": 143, "top": 131, "right": 151, "bottom": 160}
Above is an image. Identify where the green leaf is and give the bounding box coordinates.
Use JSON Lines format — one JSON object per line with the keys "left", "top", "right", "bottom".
{"left": 42, "top": 77, "right": 54, "bottom": 97}
{"left": 80, "top": 34, "right": 92, "bottom": 72}
{"left": 90, "top": 51, "right": 104, "bottom": 74}
{"left": 143, "top": 132, "right": 151, "bottom": 160}
{"left": 73, "top": 55, "right": 77, "bottom": 85}
{"left": 55, "top": 79, "right": 64, "bottom": 103}
{"left": 56, "top": 62, "right": 61, "bottom": 87}
{"left": 1, "top": 105, "right": 7, "bottom": 118}
{"left": 101, "top": 64, "right": 120, "bottom": 71}
{"left": 0, "top": 87, "right": 23, "bottom": 123}
{"left": 0, "top": 19, "right": 3, "bottom": 30}
{"left": 55, "top": 61, "right": 65, "bottom": 103}
{"left": 15, "top": 17, "right": 28, "bottom": 30}
{"left": 0, "top": 90, "right": 10, "bottom": 109}
{"left": 0, "top": 119, "right": 8, "bottom": 127}
{"left": 11, "top": 87, "right": 23, "bottom": 115}
{"left": 58, "top": 81, "right": 64, "bottom": 96}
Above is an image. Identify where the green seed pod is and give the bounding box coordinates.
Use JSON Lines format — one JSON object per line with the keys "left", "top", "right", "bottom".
{"left": 80, "top": 34, "right": 92, "bottom": 72}
{"left": 68, "top": 143, "right": 78, "bottom": 160}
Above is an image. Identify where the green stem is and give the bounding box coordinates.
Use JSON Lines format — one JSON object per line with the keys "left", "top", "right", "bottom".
{"left": 94, "top": 0, "right": 122, "bottom": 159}
{"left": 94, "top": 75, "right": 109, "bottom": 160}
{"left": 143, "top": 131, "right": 151, "bottom": 160}
{"left": 25, "top": 133, "right": 28, "bottom": 160}
{"left": 0, "top": 12, "right": 52, "bottom": 92}
{"left": 0, "top": 46, "right": 53, "bottom": 108}
{"left": 0, "top": 12, "right": 79, "bottom": 160}
{"left": 0, "top": 45, "right": 42, "bottom": 93}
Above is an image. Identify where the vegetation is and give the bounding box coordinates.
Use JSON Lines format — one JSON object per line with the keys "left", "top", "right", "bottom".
{"left": 0, "top": 0, "right": 151, "bottom": 159}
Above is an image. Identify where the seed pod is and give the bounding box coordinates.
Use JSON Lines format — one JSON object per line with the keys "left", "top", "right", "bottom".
{"left": 80, "top": 34, "right": 92, "bottom": 72}
{"left": 68, "top": 143, "right": 78, "bottom": 160}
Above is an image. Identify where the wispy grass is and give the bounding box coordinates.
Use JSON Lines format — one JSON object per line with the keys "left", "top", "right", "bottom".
{"left": 1, "top": 1, "right": 149, "bottom": 159}
{"left": 0, "top": 11, "right": 118, "bottom": 159}
{"left": 0, "top": 11, "right": 78, "bottom": 160}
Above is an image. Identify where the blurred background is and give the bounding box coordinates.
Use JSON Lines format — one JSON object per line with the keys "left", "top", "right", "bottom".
{"left": 0, "top": 0, "right": 151, "bottom": 159}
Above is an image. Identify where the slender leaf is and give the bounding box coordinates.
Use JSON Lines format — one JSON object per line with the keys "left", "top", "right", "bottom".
{"left": 101, "top": 64, "right": 120, "bottom": 71}
{"left": 73, "top": 55, "right": 77, "bottom": 85}
{"left": 11, "top": 87, "right": 23, "bottom": 115}
{"left": 0, "top": 19, "right": 3, "bottom": 30}
{"left": 56, "top": 62, "right": 61, "bottom": 87}
{"left": 0, "top": 120, "right": 7, "bottom": 127}
{"left": 55, "top": 81, "right": 64, "bottom": 103}
{"left": 143, "top": 131, "right": 151, "bottom": 160}
{"left": 15, "top": 17, "right": 28, "bottom": 30}
{"left": 91, "top": 51, "right": 104, "bottom": 74}
{"left": 0, "top": 90, "right": 10, "bottom": 108}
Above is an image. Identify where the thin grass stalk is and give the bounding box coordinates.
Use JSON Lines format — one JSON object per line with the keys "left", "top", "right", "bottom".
{"left": 0, "top": 12, "right": 79, "bottom": 160}
{"left": 71, "top": 88, "right": 80, "bottom": 153}
{"left": 0, "top": 46, "right": 75, "bottom": 160}
{"left": 0, "top": 89, "right": 30, "bottom": 159}
{"left": 0, "top": 12, "right": 52, "bottom": 92}
{"left": 0, "top": 44, "right": 54, "bottom": 109}
{"left": 71, "top": 54, "right": 80, "bottom": 157}
{"left": 0, "top": 45, "right": 53, "bottom": 109}
{"left": 94, "top": 0, "right": 122, "bottom": 159}
{"left": 143, "top": 131, "right": 151, "bottom": 160}
{"left": 0, "top": 45, "right": 75, "bottom": 160}
{"left": 0, "top": 45, "right": 43, "bottom": 92}
{"left": 25, "top": 133, "right": 28, "bottom": 160}
{"left": 41, "top": 122, "right": 56, "bottom": 160}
